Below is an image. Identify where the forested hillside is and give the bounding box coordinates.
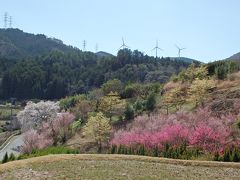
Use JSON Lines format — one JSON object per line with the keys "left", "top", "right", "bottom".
{"left": 0, "top": 48, "right": 191, "bottom": 100}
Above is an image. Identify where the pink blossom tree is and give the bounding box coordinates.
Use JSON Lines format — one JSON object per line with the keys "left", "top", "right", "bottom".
{"left": 111, "top": 107, "right": 239, "bottom": 154}
{"left": 21, "top": 130, "right": 53, "bottom": 154}
{"left": 21, "top": 112, "right": 75, "bottom": 153}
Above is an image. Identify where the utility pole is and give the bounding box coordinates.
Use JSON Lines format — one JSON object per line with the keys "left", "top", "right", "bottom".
{"left": 4, "top": 12, "right": 8, "bottom": 28}
{"left": 83, "top": 40, "right": 86, "bottom": 51}
{"left": 95, "top": 43, "right": 98, "bottom": 52}
{"left": 9, "top": 16, "right": 12, "bottom": 28}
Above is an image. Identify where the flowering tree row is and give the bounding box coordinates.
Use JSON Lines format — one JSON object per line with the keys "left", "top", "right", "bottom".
{"left": 111, "top": 104, "right": 240, "bottom": 154}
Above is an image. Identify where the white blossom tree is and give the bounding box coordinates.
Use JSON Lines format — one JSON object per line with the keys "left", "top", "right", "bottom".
{"left": 17, "top": 101, "right": 60, "bottom": 131}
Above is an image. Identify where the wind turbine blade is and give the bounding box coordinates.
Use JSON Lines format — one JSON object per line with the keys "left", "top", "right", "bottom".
{"left": 152, "top": 47, "right": 156, "bottom": 51}
{"left": 175, "top": 44, "right": 180, "bottom": 49}
{"left": 118, "top": 45, "right": 123, "bottom": 51}
{"left": 157, "top": 47, "right": 164, "bottom": 51}
{"left": 181, "top": 48, "right": 186, "bottom": 50}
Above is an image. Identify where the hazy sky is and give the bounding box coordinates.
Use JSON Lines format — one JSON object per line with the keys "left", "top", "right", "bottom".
{"left": 0, "top": 0, "right": 239, "bottom": 62}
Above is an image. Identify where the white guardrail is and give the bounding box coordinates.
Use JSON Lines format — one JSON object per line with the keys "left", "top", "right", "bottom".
{"left": 0, "top": 131, "right": 20, "bottom": 151}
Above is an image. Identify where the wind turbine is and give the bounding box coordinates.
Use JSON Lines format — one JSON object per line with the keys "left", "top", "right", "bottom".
{"left": 118, "top": 37, "right": 130, "bottom": 50}
{"left": 152, "top": 40, "right": 163, "bottom": 58}
{"left": 175, "top": 44, "right": 186, "bottom": 58}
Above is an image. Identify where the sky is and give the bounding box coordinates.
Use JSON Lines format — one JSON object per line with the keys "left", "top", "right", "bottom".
{"left": 0, "top": 0, "right": 240, "bottom": 62}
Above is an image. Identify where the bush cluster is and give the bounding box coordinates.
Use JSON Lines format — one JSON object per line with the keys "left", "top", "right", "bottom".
{"left": 18, "top": 146, "right": 79, "bottom": 160}
{"left": 110, "top": 143, "right": 201, "bottom": 160}
{"left": 1, "top": 152, "right": 16, "bottom": 164}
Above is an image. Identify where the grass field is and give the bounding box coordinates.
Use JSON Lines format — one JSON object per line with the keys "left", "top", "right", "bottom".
{"left": 0, "top": 106, "right": 21, "bottom": 121}
{"left": 1, "top": 154, "right": 240, "bottom": 179}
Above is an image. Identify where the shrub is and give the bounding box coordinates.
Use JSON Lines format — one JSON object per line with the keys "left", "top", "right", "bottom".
{"left": 18, "top": 146, "right": 79, "bottom": 160}
{"left": 176, "top": 65, "right": 208, "bottom": 83}
{"left": 146, "top": 93, "right": 157, "bottom": 111}
{"left": 1, "top": 152, "right": 8, "bottom": 164}
{"left": 59, "top": 95, "right": 85, "bottom": 110}
{"left": 71, "top": 120, "right": 82, "bottom": 131}
{"left": 189, "top": 124, "right": 226, "bottom": 153}
{"left": 124, "top": 104, "right": 134, "bottom": 121}
{"left": 110, "top": 143, "right": 200, "bottom": 159}
{"left": 8, "top": 153, "right": 16, "bottom": 161}
{"left": 21, "top": 130, "right": 53, "bottom": 154}
{"left": 237, "top": 120, "right": 240, "bottom": 129}
{"left": 207, "top": 60, "right": 239, "bottom": 80}
{"left": 101, "top": 79, "right": 123, "bottom": 95}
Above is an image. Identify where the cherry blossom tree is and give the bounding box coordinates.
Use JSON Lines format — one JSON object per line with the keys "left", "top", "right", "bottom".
{"left": 17, "top": 101, "right": 60, "bottom": 131}
{"left": 21, "top": 112, "right": 75, "bottom": 153}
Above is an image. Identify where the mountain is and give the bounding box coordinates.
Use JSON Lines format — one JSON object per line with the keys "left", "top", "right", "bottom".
{"left": 226, "top": 52, "right": 240, "bottom": 61}
{"left": 0, "top": 29, "right": 193, "bottom": 100}
{"left": 0, "top": 28, "right": 79, "bottom": 59}
{"left": 170, "top": 57, "right": 202, "bottom": 64}
{"left": 95, "top": 51, "right": 114, "bottom": 58}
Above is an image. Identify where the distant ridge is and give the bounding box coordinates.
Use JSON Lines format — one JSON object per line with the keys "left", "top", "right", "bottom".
{"left": 170, "top": 57, "right": 202, "bottom": 64}
{"left": 0, "top": 28, "right": 80, "bottom": 59}
{"left": 226, "top": 52, "right": 240, "bottom": 61}
{"left": 95, "top": 51, "right": 114, "bottom": 58}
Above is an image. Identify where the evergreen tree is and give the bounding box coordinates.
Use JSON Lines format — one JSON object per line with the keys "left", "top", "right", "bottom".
{"left": 146, "top": 93, "right": 157, "bottom": 111}
{"left": 124, "top": 103, "right": 134, "bottom": 121}
{"left": 2, "top": 152, "right": 8, "bottom": 164}
{"left": 8, "top": 153, "right": 16, "bottom": 161}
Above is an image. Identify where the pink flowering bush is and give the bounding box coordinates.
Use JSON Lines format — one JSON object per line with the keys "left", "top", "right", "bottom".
{"left": 40, "top": 112, "right": 75, "bottom": 145}
{"left": 112, "top": 124, "right": 189, "bottom": 149}
{"left": 21, "top": 130, "right": 53, "bottom": 154}
{"left": 189, "top": 124, "right": 227, "bottom": 153}
{"left": 111, "top": 107, "right": 239, "bottom": 155}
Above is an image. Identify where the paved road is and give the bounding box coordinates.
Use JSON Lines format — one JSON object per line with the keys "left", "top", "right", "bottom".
{"left": 0, "top": 135, "right": 23, "bottom": 161}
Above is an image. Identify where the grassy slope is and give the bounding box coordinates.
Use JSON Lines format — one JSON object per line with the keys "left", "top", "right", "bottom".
{"left": 1, "top": 154, "right": 240, "bottom": 179}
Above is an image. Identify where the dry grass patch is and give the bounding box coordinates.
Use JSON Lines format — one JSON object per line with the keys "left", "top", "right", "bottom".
{"left": 1, "top": 154, "right": 240, "bottom": 179}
